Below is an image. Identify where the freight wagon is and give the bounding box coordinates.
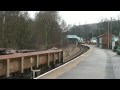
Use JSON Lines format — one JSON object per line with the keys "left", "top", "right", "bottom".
{"left": 0, "top": 49, "right": 63, "bottom": 79}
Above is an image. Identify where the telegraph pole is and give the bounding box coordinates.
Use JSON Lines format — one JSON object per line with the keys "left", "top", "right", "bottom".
{"left": 111, "top": 17, "right": 112, "bottom": 49}
{"left": 108, "top": 20, "right": 110, "bottom": 49}
{"left": 111, "top": 17, "right": 112, "bottom": 35}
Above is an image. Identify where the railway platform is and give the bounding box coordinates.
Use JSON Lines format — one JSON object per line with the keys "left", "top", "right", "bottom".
{"left": 58, "top": 45, "right": 120, "bottom": 79}
{"left": 36, "top": 45, "right": 120, "bottom": 79}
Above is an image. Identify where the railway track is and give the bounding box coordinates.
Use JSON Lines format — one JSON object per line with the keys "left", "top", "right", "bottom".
{"left": 63, "top": 45, "right": 89, "bottom": 63}
{"left": 34, "top": 44, "right": 90, "bottom": 79}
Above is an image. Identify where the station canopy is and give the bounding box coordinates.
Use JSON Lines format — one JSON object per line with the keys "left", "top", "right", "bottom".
{"left": 66, "top": 35, "right": 83, "bottom": 42}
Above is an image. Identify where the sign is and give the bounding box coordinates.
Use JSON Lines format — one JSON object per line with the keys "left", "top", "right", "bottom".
{"left": 112, "top": 35, "right": 115, "bottom": 42}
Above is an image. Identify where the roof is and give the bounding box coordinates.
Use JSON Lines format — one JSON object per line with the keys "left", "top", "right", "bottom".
{"left": 66, "top": 35, "right": 81, "bottom": 41}
{"left": 96, "top": 32, "right": 112, "bottom": 39}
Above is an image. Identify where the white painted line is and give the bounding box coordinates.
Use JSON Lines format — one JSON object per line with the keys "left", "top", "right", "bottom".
{"left": 34, "top": 45, "right": 91, "bottom": 79}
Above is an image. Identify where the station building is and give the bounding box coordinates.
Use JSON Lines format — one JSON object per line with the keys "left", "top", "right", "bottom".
{"left": 96, "top": 32, "right": 112, "bottom": 49}
{"left": 96, "top": 32, "right": 119, "bottom": 49}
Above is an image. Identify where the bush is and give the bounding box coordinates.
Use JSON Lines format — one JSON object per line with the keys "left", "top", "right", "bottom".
{"left": 114, "top": 46, "right": 118, "bottom": 49}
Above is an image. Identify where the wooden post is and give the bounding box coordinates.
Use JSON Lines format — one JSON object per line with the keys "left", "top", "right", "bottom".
{"left": 36, "top": 55, "right": 39, "bottom": 68}
{"left": 6, "top": 59, "right": 10, "bottom": 78}
{"left": 53, "top": 53, "right": 56, "bottom": 65}
{"left": 58, "top": 52, "right": 61, "bottom": 63}
{"left": 61, "top": 51, "right": 64, "bottom": 63}
{"left": 30, "top": 57, "right": 33, "bottom": 70}
{"left": 21, "top": 57, "right": 24, "bottom": 73}
{"left": 47, "top": 53, "right": 50, "bottom": 68}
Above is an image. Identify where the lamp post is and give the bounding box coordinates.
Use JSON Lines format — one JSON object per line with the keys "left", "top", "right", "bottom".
{"left": 99, "top": 29, "right": 100, "bottom": 36}
{"left": 107, "top": 17, "right": 112, "bottom": 50}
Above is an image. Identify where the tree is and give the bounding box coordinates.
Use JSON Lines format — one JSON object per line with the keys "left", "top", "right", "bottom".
{"left": 0, "top": 11, "right": 68, "bottom": 50}
{"left": 0, "top": 11, "right": 30, "bottom": 49}
{"left": 30, "top": 11, "right": 63, "bottom": 49}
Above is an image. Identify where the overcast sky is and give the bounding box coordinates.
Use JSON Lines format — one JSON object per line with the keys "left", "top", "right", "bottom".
{"left": 28, "top": 11, "right": 120, "bottom": 25}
